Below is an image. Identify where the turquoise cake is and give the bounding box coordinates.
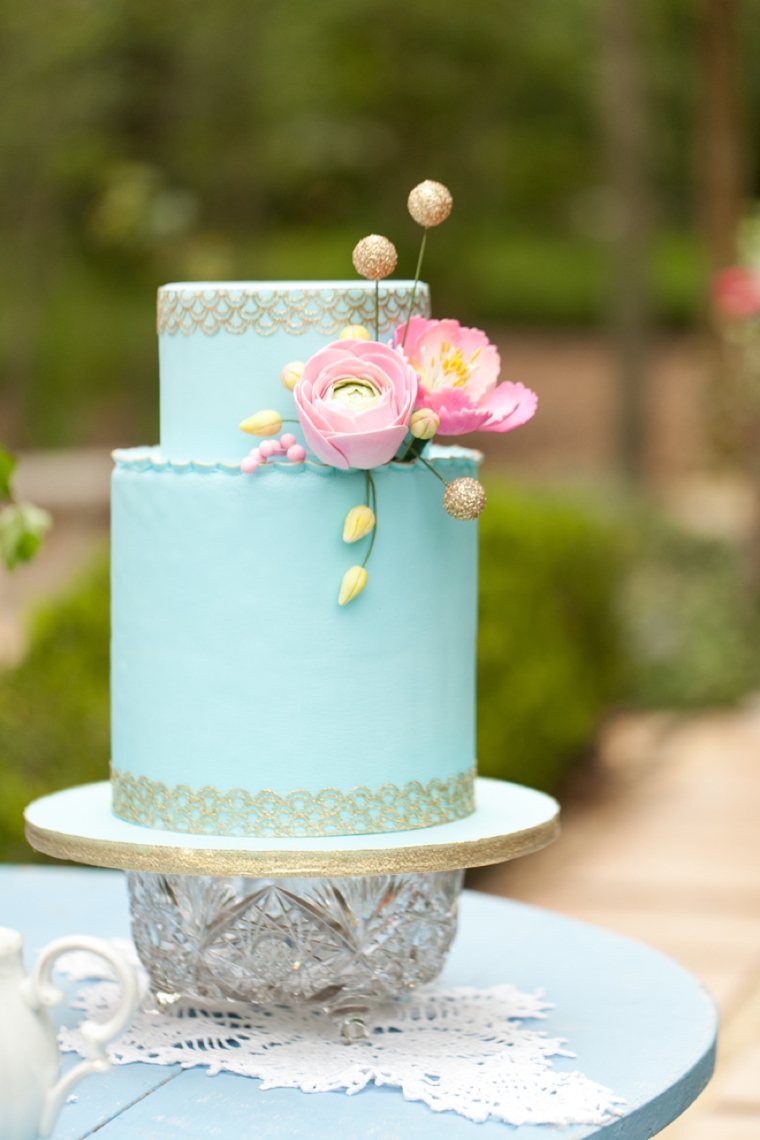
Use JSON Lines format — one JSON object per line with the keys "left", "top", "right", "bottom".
{"left": 110, "top": 281, "right": 480, "bottom": 839}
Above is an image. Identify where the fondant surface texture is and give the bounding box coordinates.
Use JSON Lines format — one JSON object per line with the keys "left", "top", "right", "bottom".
{"left": 111, "top": 281, "right": 478, "bottom": 839}
{"left": 111, "top": 449, "right": 478, "bottom": 835}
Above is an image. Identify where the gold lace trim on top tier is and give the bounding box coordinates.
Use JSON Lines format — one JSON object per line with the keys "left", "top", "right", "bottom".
{"left": 157, "top": 285, "right": 431, "bottom": 337}
{"left": 111, "top": 766, "right": 475, "bottom": 838}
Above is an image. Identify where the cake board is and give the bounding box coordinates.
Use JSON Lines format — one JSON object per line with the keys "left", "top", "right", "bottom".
{"left": 24, "top": 777, "right": 559, "bottom": 877}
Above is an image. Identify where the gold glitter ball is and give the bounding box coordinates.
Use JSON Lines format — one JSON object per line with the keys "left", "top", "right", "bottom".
{"left": 408, "top": 180, "right": 453, "bottom": 228}
{"left": 352, "top": 235, "right": 398, "bottom": 281}
{"left": 443, "top": 478, "right": 487, "bottom": 521}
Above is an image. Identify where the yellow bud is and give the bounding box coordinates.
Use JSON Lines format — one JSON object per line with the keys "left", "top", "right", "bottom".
{"left": 281, "top": 362, "right": 304, "bottom": 391}
{"left": 410, "top": 408, "right": 440, "bottom": 440}
{"left": 343, "top": 505, "right": 376, "bottom": 543}
{"left": 239, "top": 410, "right": 283, "bottom": 437}
{"left": 339, "top": 325, "right": 371, "bottom": 341}
{"left": 339, "top": 565, "right": 368, "bottom": 606}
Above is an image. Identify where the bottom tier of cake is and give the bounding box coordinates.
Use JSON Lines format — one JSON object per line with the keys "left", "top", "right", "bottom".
{"left": 111, "top": 446, "right": 480, "bottom": 838}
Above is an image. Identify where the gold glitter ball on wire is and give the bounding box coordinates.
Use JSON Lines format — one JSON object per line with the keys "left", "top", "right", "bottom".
{"left": 408, "top": 180, "right": 453, "bottom": 228}
{"left": 443, "top": 477, "right": 487, "bottom": 521}
{"left": 352, "top": 235, "right": 398, "bottom": 280}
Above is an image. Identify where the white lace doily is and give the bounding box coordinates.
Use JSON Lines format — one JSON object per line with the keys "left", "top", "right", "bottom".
{"left": 54, "top": 944, "right": 624, "bottom": 1128}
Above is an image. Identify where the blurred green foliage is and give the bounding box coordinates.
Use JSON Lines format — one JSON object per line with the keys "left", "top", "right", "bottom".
{"left": 3, "top": 486, "right": 760, "bottom": 861}
{"left": 0, "top": 553, "right": 110, "bottom": 862}
{"left": 2, "top": 0, "right": 758, "bottom": 447}
{"left": 478, "top": 485, "right": 625, "bottom": 791}
{"left": 479, "top": 489, "right": 760, "bottom": 794}
{"left": 619, "top": 515, "right": 760, "bottom": 708}
{"left": 0, "top": 446, "right": 52, "bottom": 569}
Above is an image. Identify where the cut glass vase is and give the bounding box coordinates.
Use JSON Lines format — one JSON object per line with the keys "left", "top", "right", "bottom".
{"left": 127, "top": 870, "right": 464, "bottom": 1037}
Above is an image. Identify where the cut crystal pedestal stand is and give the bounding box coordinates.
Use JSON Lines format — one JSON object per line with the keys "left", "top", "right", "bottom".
{"left": 127, "top": 870, "right": 464, "bottom": 1041}
{"left": 24, "top": 778, "right": 560, "bottom": 1041}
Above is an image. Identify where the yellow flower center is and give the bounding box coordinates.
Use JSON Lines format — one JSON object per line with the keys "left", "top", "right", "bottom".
{"left": 415, "top": 341, "right": 482, "bottom": 390}
{"left": 331, "top": 378, "right": 380, "bottom": 410}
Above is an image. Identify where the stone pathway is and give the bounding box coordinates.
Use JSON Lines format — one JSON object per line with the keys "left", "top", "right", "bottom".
{"left": 469, "top": 709, "right": 760, "bottom": 1138}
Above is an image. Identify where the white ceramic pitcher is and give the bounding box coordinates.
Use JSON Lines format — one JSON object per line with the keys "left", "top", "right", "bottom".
{"left": 0, "top": 926, "right": 138, "bottom": 1140}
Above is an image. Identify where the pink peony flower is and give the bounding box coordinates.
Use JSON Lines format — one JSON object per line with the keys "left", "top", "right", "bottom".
{"left": 395, "top": 317, "right": 537, "bottom": 435}
{"left": 713, "top": 267, "right": 760, "bottom": 319}
{"left": 293, "top": 339, "right": 418, "bottom": 469}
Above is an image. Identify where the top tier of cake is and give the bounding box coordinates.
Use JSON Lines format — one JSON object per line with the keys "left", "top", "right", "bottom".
{"left": 158, "top": 280, "right": 430, "bottom": 461}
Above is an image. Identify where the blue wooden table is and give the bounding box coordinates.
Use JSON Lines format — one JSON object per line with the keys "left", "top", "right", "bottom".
{"left": 0, "top": 866, "right": 716, "bottom": 1139}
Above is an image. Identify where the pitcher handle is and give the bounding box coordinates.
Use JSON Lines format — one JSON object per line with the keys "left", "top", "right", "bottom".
{"left": 20, "top": 935, "right": 138, "bottom": 1138}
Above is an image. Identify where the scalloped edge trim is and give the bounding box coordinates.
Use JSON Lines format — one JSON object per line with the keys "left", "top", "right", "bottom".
{"left": 157, "top": 282, "right": 431, "bottom": 338}
{"left": 111, "top": 445, "right": 484, "bottom": 476}
{"left": 111, "top": 765, "right": 477, "bottom": 838}
{"left": 25, "top": 778, "right": 560, "bottom": 875}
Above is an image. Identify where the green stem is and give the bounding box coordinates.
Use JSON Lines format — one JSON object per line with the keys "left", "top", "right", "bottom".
{"left": 416, "top": 454, "right": 448, "bottom": 486}
{"left": 362, "top": 472, "right": 378, "bottom": 567}
{"left": 375, "top": 280, "right": 380, "bottom": 341}
{"left": 401, "top": 228, "right": 428, "bottom": 350}
{"left": 397, "top": 435, "right": 427, "bottom": 463}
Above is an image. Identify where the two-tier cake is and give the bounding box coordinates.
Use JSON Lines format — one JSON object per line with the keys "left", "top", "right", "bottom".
{"left": 26, "top": 215, "right": 558, "bottom": 876}
{"left": 110, "top": 280, "right": 480, "bottom": 839}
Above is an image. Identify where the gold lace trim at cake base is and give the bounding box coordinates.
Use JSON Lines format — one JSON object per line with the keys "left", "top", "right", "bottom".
{"left": 111, "top": 766, "right": 475, "bottom": 838}
{"left": 156, "top": 285, "right": 431, "bottom": 338}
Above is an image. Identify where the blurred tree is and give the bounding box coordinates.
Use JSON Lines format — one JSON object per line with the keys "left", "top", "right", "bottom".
{"left": 698, "top": 0, "right": 750, "bottom": 468}
{"left": 0, "top": 0, "right": 757, "bottom": 447}
{"left": 700, "top": 0, "right": 745, "bottom": 273}
{"left": 600, "top": 0, "right": 651, "bottom": 484}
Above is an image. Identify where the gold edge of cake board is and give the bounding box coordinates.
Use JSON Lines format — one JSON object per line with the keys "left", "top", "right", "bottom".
{"left": 25, "top": 815, "right": 560, "bottom": 878}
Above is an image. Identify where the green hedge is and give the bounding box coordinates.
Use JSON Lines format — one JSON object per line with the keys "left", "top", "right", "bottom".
{"left": 2, "top": 485, "right": 760, "bottom": 861}
{"left": 0, "top": 554, "right": 110, "bottom": 862}
{"left": 619, "top": 513, "right": 760, "bottom": 709}
{"left": 477, "top": 486, "right": 624, "bottom": 791}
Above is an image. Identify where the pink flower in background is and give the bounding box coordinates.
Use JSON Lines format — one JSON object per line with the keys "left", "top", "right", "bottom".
{"left": 293, "top": 339, "right": 417, "bottom": 469}
{"left": 395, "top": 317, "right": 537, "bottom": 435}
{"left": 713, "top": 267, "right": 760, "bottom": 319}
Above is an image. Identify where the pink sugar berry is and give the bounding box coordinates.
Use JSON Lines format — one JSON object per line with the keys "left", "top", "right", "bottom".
{"left": 259, "top": 439, "right": 277, "bottom": 457}
{"left": 280, "top": 433, "right": 297, "bottom": 449}
{"left": 240, "top": 457, "right": 259, "bottom": 474}
{"left": 287, "top": 444, "right": 306, "bottom": 464}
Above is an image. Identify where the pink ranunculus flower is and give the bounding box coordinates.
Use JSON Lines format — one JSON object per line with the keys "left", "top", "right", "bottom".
{"left": 293, "top": 339, "right": 418, "bottom": 469}
{"left": 713, "top": 267, "right": 760, "bottom": 319}
{"left": 394, "top": 317, "right": 537, "bottom": 435}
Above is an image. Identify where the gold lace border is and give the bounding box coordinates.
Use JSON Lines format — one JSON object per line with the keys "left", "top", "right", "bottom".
{"left": 111, "top": 766, "right": 476, "bottom": 838}
{"left": 157, "top": 284, "right": 431, "bottom": 337}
